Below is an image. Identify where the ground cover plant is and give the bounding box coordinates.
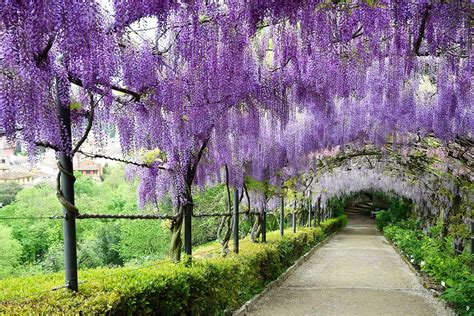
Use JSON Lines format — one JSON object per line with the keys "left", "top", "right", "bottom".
{"left": 381, "top": 217, "right": 473, "bottom": 315}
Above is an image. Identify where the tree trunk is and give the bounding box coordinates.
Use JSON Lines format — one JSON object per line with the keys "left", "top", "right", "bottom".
{"left": 250, "top": 213, "right": 262, "bottom": 242}
{"left": 169, "top": 138, "right": 209, "bottom": 261}
{"left": 219, "top": 164, "right": 233, "bottom": 254}
{"left": 170, "top": 203, "right": 184, "bottom": 262}
{"left": 221, "top": 216, "right": 232, "bottom": 255}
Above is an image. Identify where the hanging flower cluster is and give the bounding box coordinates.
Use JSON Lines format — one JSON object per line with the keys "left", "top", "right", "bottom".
{"left": 1, "top": 1, "right": 472, "bottom": 207}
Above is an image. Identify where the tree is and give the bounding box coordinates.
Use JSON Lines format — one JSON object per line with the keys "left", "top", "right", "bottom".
{"left": 0, "top": 224, "right": 22, "bottom": 278}
{"left": 0, "top": 185, "right": 62, "bottom": 264}
{"left": 116, "top": 221, "right": 170, "bottom": 262}
{"left": 0, "top": 182, "right": 22, "bottom": 207}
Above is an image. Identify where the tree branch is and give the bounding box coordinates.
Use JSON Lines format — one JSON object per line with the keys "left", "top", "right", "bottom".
{"left": 269, "top": 57, "right": 292, "bottom": 72}
{"left": 72, "top": 93, "right": 100, "bottom": 155}
{"left": 351, "top": 25, "right": 364, "bottom": 39}
{"left": 67, "top": 74, "right": 142, "bottom": 102}
{"left": 414, "top": 4, "right": 432, "bottom": 56}
{"left": 186, "top": 137, "right": 210, "bottom": 185}
{"left": 35, "top": 141, "right": 59, "bottom": 151}
{"left": 77, "top": 150, "right": 171, "bottom": 171}
{"left": 34, "top": 35, "right": 55, "bottom": 66}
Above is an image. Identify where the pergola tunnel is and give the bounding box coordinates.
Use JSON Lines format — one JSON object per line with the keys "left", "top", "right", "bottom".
{"left": 0, "top": 0, "right": 472, "bottom": 314}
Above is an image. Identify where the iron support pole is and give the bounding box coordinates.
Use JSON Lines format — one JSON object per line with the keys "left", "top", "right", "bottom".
{"left": 293, "top": 199, "right": 297, "bottom": 233}
{"left": 471, "top": 221, "right": 473, "bottom": 256}
{"left": 308, "top": 192, "right": 312, "bottom": 227}
{"left": 184, "top": 202, "right": 192, "bottom": 257}
{"left": 317, "top": 196, "right": 321, "bottom": 226}
{"left": 57, "top": 78, "right": 78, "bottom": 292}
{"left": 262, "top": 206, "right": 267, "bottom": 243}
{"left": 233, "top": 188, "right": 239, "bottom": 253}
{"left": 280, "top": 195, "right": 284, "bottom": 236}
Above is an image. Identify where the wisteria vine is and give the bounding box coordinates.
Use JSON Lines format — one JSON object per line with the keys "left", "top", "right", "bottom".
{"left": 1, "top": 1, "right": 472, "bottom": 257}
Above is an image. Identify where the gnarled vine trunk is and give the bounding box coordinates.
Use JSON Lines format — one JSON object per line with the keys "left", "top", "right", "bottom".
{"left": 169, "top": 138, "right": 209, "bottom": 262}
{"left": 250, "top": 212, "right": 262, "bottom": 242}
{"left": 217, "top": 164, "right": 234, "bottom": 255}
{"left": 170, "top": 203, "right": 184, "bottom": 262}
{"left": 217, "top": 215, "right": 232, "bottom": 255}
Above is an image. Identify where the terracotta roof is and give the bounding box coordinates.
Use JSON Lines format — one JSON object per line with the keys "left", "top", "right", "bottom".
{"left": 77, "top": 165, "right": 100, "bottom": 171}
{"left": 33, "top": 171, "right": 53, "bottom": 178}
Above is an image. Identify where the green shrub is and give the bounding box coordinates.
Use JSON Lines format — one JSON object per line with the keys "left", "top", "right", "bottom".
{"left": 0, "top": 216, "right": 347, "bottom": 314}
{"left": 326, "top": 196, "right": 347, "bottom": 217}
{"left": 375, "top": 197, "right": 411, "bottom": 231}
{"left": 384, "top": 224, "right": 473, "bottom": 315}
{"left": 375, "top": 211, "right": 391, "bottom": 230}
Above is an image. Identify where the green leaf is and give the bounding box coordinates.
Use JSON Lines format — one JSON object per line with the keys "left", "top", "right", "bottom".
{"left": 446, "top": 278, "right": 454, "bottom": 287}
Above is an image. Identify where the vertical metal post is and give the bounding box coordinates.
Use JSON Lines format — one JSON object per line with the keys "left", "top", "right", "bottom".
{"left": 471, "top": 221, "right": 473, "bottom": 256}
{"left": 317, "top": 196, "right": 321, "bottom": 226}
{"left": 293, "top": 199, "right": 297, "bottom": 233}
{"left": 57, "top": 78, "right": 78, "bottom": 292}
{"left": 233, "top": 188, "right": 239, "bottom": 253}
{"left": 308, "top": 192, "right": 312, "bottom": 227}
{"left": 184, "top": 202, "right": 192, "bottom": 257}
{"left": 280, "top": 195, "right": 284, "bottom": 236}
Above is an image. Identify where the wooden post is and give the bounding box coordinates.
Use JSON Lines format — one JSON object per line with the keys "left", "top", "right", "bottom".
{"left": 261, "top": 206, "right": 267, "bottom": 243}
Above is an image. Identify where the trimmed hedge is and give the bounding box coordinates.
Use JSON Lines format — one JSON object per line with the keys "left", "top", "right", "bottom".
{"left": 0, "top": 215, "right": 347, "bottom": 314}
{"left": 384, "top": 223, "right": 473, "bottom": 315}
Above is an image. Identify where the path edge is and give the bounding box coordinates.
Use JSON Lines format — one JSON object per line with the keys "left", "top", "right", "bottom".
{"left": 383, "top": 234, "right": 456, "bottom": 315}
{"left": 232, "top": 231, "right": 338, "bottom": 316}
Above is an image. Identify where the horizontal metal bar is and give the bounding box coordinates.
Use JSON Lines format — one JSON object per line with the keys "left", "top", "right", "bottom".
{"left": 192, "top": 211, "right": 260, "bottom": 218}
{"left": 76, "top": 214, "right": 175, "bottom": 220}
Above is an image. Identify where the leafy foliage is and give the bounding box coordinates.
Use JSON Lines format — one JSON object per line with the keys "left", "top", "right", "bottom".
{"left": 0, "top": 224, "right": 22, "bottom": 278}
{"left": 0, "top": 216, "right": 347, "bottom": 314}
{"left": 384, "top": 223, "right": 473, "bottom": 315}
{"left": 375, "top": 197, "right": 412, "bottom": 230}
{"left": 0, "top": 182, "right": 22, "bottom": 207}
{"left": 0, "top": 166, "right": 171, "bottom": 277}
{"left": 116, "top": 221, "right": 170, "bottom": 263}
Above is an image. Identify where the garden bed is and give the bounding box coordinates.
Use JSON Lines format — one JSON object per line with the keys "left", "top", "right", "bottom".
{"left": 383, "top": 223, "right": 473, "bottom": 315}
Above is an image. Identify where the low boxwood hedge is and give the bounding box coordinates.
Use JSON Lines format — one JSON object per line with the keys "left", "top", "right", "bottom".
{"left": 0, "top": 215, "right": 347, "bottom": 314}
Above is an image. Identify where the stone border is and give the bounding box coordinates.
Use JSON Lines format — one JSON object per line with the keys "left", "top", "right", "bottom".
{"left": 232, "top": 231, "right": 338, "bottom": 316}
{"left": 384, "top": 235, "right": 455, "bottom": 315}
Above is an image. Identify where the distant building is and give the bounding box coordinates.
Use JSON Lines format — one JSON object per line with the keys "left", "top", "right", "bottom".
{"left": 0, "top": 138, "right": 15, "bottom": 157}
{"left": 76, "top": 159, "right": 102, "bottom": 180}
{"left": 31, "top": 171, "right": 55, "bottom": 186}
{"left": 0, "top": 137, "right": 15, "bottom": 170}
{"left": 0, "top": 171, "right": 33, "bottom": 185}
{"left": 0, "top": 163, "right": 9, "bottom": 174}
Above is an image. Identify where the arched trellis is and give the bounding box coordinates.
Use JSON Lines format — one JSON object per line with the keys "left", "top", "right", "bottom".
{"left": 298, "top": 136, "right": 473, "bottom": 252}
{"left": 2, "top": 0, "right": 472, "bottom": 294}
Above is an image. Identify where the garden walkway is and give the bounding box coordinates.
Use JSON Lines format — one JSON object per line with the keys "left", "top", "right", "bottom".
{"left": 244, "top": 214, "right": 450, "bottom": 316}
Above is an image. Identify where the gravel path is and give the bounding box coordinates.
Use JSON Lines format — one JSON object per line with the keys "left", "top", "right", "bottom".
{"left": 245, "top": 215, "right": 451, "bottom": 316}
